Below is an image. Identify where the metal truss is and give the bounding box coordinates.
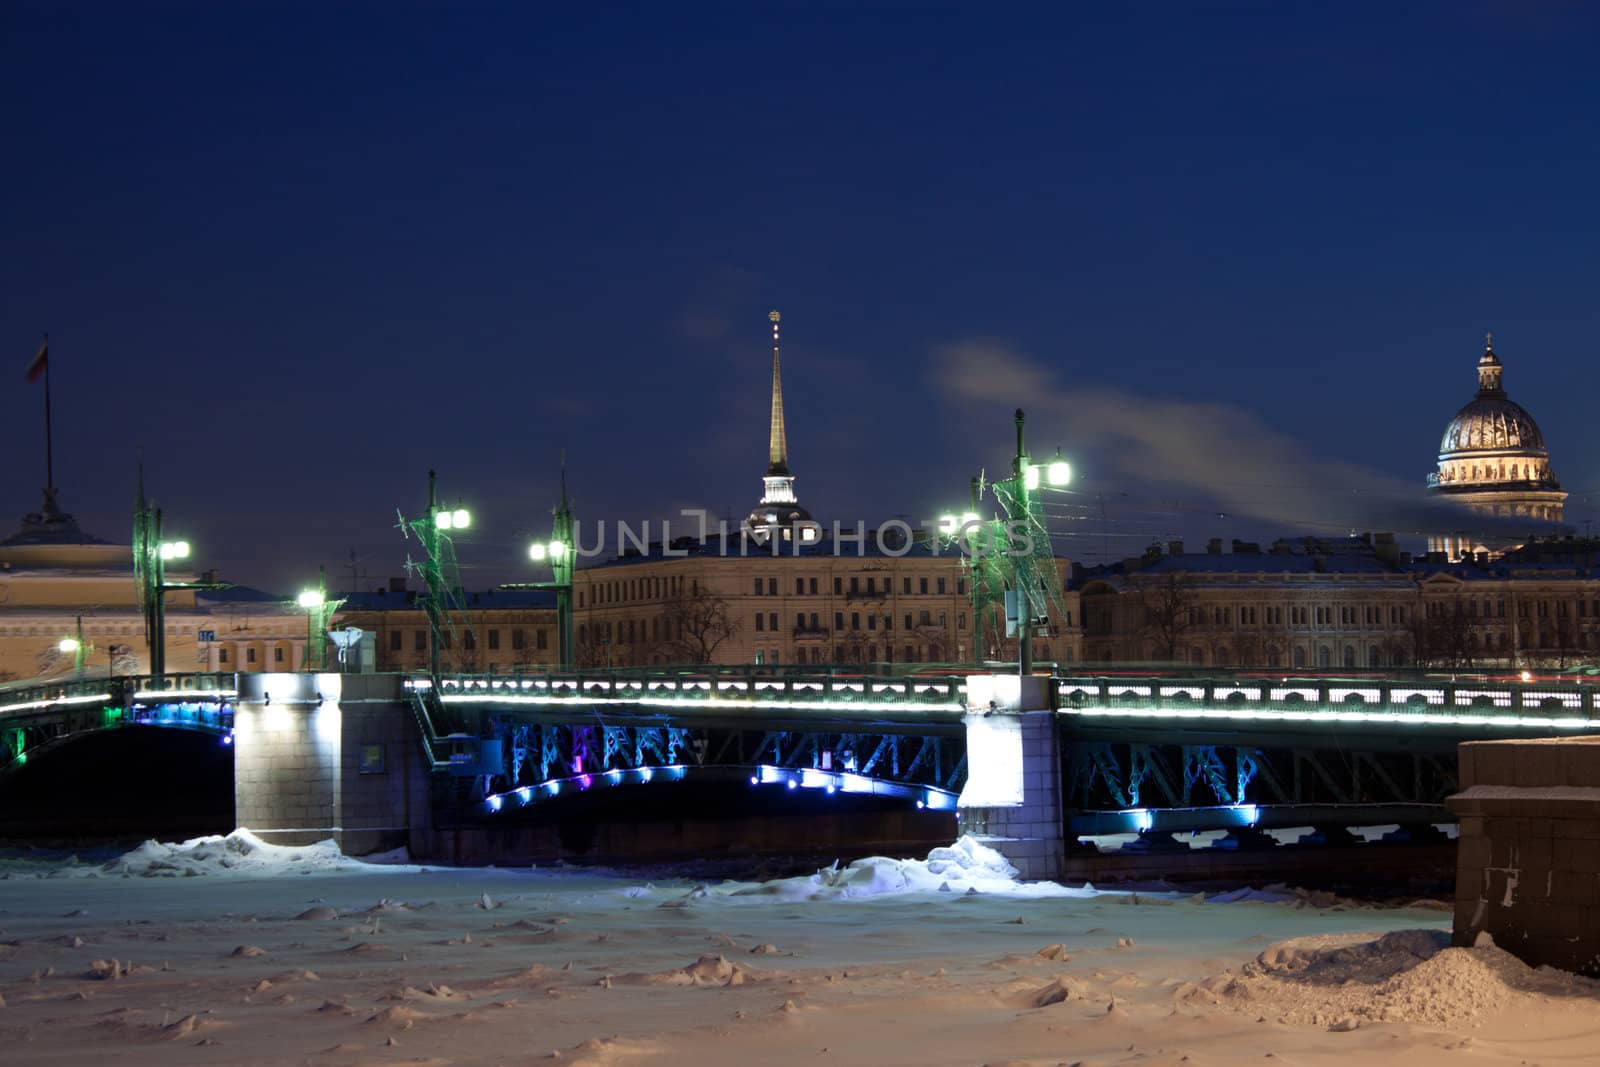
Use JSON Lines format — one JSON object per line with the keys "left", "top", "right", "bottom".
{"left": 1064, "top": 740, "right": 1458, "bottom": 810}
{"left": 488, "top": 718, "right": 963, "bottom": 798}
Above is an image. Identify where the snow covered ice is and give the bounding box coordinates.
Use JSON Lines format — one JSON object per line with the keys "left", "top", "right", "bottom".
{"left": 0, "top": 831, "right": 1594, "bottom": 1065}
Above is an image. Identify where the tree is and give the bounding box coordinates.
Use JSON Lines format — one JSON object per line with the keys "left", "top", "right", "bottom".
{"left": 661, "top": 583, "right": 740, "bottom": 664}
{"left": 1130, "top": 572, "right": 1197, "bottom": 663}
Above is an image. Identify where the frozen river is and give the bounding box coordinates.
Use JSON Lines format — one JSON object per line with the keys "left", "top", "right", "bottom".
{"left": 0, "top": 832, "right": 1594, "bottom": 1066}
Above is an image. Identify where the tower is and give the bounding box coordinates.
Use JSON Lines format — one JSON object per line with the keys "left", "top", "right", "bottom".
{"left": 746, "top": 310, "right": 816, "bottom": 541}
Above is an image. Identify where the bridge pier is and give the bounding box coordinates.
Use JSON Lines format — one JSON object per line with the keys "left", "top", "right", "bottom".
{"left": 957, "top": 675, "right": 1063, "bottom": 881}
{"left": 233, "top": 673, "right": 431, "bottom": 856}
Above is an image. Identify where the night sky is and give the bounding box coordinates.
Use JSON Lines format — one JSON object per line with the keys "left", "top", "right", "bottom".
{"left": 4, "top": 3, "right": 1599, "bottom": 594}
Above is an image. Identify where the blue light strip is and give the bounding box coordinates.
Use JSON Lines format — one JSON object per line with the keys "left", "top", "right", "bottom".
{"left": 480, "top": 763, "right": 958, "bottom": 815}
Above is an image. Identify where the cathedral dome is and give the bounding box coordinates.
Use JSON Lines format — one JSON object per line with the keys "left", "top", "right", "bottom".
{"left": 1439, "top": 394, "right": 1547, "bottom": 456}
{"left": 1431, "top": 337, "right": 1558, "bottom": 490}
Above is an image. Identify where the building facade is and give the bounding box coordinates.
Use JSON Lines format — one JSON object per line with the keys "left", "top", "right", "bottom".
{"left": 337, "top": 581, "right": 559, "bottom": 674}
{"left": 572, "top": 534, "right": 1081, "bottom": 669}
{"left": 1077, "top": 534, "right": 1600, "bottom": 671}
{"left": 0, "top": 492, "right": 306, "bottom": 681}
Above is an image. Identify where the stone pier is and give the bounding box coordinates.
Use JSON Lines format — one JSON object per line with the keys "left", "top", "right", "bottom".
{"left": 1447, "top": 736, "right": 1600, "bottom": 976}
{"left": 233, "top": 673, "right": 432, "bottom": 855}
{"left": 956, "top": 675, "right": 1063, "bottom": 880}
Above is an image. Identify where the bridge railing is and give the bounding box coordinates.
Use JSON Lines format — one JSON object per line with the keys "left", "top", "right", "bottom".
{"left": 428, "top": 667, "right": 970, "bottom": 709}
{"left": 1056, "top": 674, "right": 1600, "bottom": 723}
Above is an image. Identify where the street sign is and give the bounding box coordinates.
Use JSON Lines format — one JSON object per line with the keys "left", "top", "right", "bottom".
{"left": 198, "top": 630, "right": 216, "bottom": 642}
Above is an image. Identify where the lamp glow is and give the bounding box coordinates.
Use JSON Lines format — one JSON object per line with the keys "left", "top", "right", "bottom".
{"left": 548, "top": 540, "right": 567, "bottom": 559}
{"left": 938, "top": 514, "right": 958, "bottom": 535}
{"left": 1023, "top": 465, "right": 1041, "bottom": 490}
{"left": 1047, "top": 458, "right": 1072, "bottom": 486}
{"left": 434, "top": 511, "right": 452, "bottom": 530}
{"left": 452, "top": 508, "right": 471, "bottom": 529}
{"left": 961, "top": 511, "right": 979, "bottom": 526}
{"left": 297, "top": 590, "right": 325, "bottom": 609}
{"left": 528, "top": 542, "right": 547, "bottom": 561}
{"left": 159, "top": 540, "right": 191, "bottom": 561}
{"left": 57, "top": 637, "right": 79, "bottom": 654}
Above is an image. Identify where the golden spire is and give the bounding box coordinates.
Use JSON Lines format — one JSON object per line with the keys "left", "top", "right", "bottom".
{"left": 767, "top": 310, "right": 788, "bottom": 475}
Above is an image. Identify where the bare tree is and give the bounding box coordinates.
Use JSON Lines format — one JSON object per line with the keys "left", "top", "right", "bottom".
{"left": 661, "top": 583, "right": 740, "bottom": 664}
{"left": 1407, "top": 595, "right": 1478, "bottom": 668}
{"left": 1131, "top": 572, "right": 1197, "bottom": 663}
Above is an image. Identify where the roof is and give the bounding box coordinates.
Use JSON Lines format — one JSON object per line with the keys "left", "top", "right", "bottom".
{"left": 339, "top": 587, "right": 556, "bottom": 611}
{"left": 577, "top": 532, "right": 978, "bottom": 570}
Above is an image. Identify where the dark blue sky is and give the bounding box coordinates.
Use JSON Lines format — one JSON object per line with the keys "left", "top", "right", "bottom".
{"left": 4, "top": 3, "right": 1598, "bottom": 593}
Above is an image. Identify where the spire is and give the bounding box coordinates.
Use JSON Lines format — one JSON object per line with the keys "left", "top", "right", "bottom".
{"left": 767, "top": 309, "right": 789, "bottom": 476}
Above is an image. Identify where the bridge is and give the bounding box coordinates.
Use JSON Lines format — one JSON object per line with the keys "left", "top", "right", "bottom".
{"left": 4, "top": 666, "right": 1597, "bottom": 874}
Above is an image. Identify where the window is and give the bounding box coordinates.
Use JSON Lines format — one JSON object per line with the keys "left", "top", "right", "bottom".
{"left": 885, "top": 614, "right": 893, "bottom": 630}
{"left": 866, "top": 576, "right": 876, "bottom": 594}
{"left": 809, "top": 578, "right": 818, "bottom": 595}
{"left": 867, "top": 614, "right": 877, "bottom": 630}
{"left": 834, "top": 577, "right": 843, "bottom": 594}
{"left": 850, "top": 577, "right": 859, "bottom": 594}
{"left": 957, "top": 578, "right": 965, "bottom": 595}
{"left": 537, "top": 629, "right": 548, "bottom": 650}
{"left": 390, "top": 630, "right": 402, "bottom": 651}
{"left": 415, "top": 630, "right": 426, "bottom": 651}
{"left": 919, "top": 578, "right": 929, "bottom": 595}
{"left": 768, "top": 578, "right": 777, "bottom": 595}
{"left": 810, "top": 612, "right": 819, "bottom": 628}
{"left": 219, "top": 647, "right": 229, "bottom": 664}
{"left": 768, "top": 612, "right": 778, "bottom": 631}
{"left": 834, "top": 612, "right": 844, "bottom": 629}
{"left": 851, "top": 612, "right": 860, "bottom": 630}
{"left": 463, "top": 630, "right": 476, "bottom": 650}
{"left": 903, "top": 577, "right": 911, "bottom": 594}
{"left": 904, "top": 613, "right": 913, "bottom": 629}
{"left": 247, "top": 647, "right": 257, "bottom": 663}
{"left": 937, "top": 578, "right": 946, "bottom": 595}
{"left": 958, "top": 613, "right": 967, "bottom": 630}
{"left": 756, "top": 613, "right": 765, "bottom": 632}
{"left": 919, "top": 610, "right": 931, "bottom": 625}
{"left": 274, "top": 646, "right": 284, "bottom": 663}
{"left": 796, "top": 577, "right": 805, "bottom": 595}
{"left": 796, "top": 613, "right": 806, "bottom": 630}
{"left": 488, "top": 629, "right": 500, "bottom": 650}
{"left": 754, "top": 578, "right": 764, "bottom": 595}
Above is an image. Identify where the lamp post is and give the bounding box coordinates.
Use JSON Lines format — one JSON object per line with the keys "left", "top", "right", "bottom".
{"left": 134, "top": 475, "right": 229, "bottom": 686}
{"left": 504, "top": 464, "right": 576, "bottom": 668}
{"left": 976, "top": 409, "right": 1072, "bottom": 678}
{"left": 399, "top": 469, "right": 473, "bottom": 681}
{"left": 58, "top": 615, "right": 88, "bottom": 677}
{"left": 296, "top": 565, "right": 344, "bottom": 672}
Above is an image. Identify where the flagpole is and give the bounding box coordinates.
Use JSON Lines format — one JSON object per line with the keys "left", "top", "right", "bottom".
{"left": 42, "top": 333, "right": 53, "bottom": 493}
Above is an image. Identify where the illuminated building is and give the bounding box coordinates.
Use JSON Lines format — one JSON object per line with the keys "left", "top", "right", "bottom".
{"left": 0, "top": 491, "right": 305, "bottom": 680}
{"left": 336, "top": 581, "right": 559, "bottom": 673}
{"left": 1427, "top": 335, "right": 1566, "bottom": 559}
{"left": 572, "top": 532, "right": 1080, "bottom": 669}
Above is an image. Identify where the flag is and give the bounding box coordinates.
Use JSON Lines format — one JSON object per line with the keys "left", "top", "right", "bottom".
{"left": 25, "top": 339, "right": 47, "bottom": 383}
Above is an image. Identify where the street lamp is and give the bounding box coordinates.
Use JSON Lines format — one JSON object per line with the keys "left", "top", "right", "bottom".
{"left": 503, "top": 466, "right": 577, "bottom": 669}
{"left": 134, "top": 474, "right": 230, "bottom": 685}
{"left": 296, "top": 569, "right": 343, "bottom": 671}
{"left": 58, "top": 615, "right": 89, "bottom": 676}
{"left": 398, "top": 470, "right": 476, "bottom": 680}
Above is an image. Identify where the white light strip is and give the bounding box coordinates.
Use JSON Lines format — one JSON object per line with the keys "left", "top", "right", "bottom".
{"left": 1067, "top": 705, "right": 1600, "bottom": 730}
{"left": 0, "top": 692, "right": 112, "bottom": 716}
{"left": 133, "top": 689, "right": 236, "bottom": 701}
{"left": 441, "top": 693, "right": 960, "bottom": 714}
